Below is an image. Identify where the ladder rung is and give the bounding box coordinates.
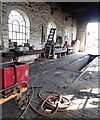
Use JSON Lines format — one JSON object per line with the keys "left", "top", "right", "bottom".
{"left": 48, "top": 36, "right": 54, "bottom": 38}
{"left": 50, "top": 28, "right": 56, "bottom": 30}
{"left": 48, "top": 39, "right": 53, "bottom": 41}
{"left": 50, "top": 30, "right": 55, "bottom": 32}
{"left": 49, "top": 33, "right": 54, "bottom": 35}
{"left": 49, "top": 35, "right": 53, "bottom": 38}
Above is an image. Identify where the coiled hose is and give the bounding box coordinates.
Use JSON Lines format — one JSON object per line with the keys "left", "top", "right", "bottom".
{"left": 17, "top": 88, "right": 71, "bottom": 119}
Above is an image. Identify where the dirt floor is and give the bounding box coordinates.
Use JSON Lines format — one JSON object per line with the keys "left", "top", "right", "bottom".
{"left": 2, "top": 53, "right": 100, "bottom": 119}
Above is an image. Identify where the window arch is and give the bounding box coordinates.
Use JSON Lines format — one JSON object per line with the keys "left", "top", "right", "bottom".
{"left": 8, "top": 10, "right": 30, "bottom": 46}
{"left": 47, "top": 22, "right": 56, "bottom": 43}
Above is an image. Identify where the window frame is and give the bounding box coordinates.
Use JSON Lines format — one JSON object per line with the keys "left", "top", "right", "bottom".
{"left": 8, "top": 10, "right": 28, "bottom": 45}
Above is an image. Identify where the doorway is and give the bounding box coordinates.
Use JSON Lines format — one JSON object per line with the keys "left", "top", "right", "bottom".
{"left": 85, "top": 22, "right": 98, "bottom": 54}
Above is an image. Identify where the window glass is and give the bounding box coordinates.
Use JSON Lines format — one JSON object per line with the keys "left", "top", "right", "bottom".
{"left": 9, "top": 32, "right": 12, "bottom": 39}
{"left": 8, "top": 24, "right": 12, "bottom": 32}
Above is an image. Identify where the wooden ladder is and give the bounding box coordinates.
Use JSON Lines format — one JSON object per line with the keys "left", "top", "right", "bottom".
{"left": 47, "top": 28, "right": 56, "bottom": 42}
{"left": 45, "top": 28, "right": 56, "bottom": 59}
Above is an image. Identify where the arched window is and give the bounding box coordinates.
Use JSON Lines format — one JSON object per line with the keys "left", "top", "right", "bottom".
{"left": 47, "top": 22, "right": 56, "bottom": 43}
{"left": 8, "top": 10, "right": 30, "bottom": 45}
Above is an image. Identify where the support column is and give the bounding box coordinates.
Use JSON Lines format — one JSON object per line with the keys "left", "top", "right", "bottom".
{"left": 77, "top": 20, "right": 87, "bottom": 52}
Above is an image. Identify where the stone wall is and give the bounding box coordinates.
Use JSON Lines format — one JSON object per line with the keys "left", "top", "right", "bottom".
{"left": 1, "top": 2, "right": 77, "bottom": 49}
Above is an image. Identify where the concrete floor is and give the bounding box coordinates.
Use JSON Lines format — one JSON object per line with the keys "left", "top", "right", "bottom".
{"left": 2, "top": 53, "right": 100, "bottom": 119}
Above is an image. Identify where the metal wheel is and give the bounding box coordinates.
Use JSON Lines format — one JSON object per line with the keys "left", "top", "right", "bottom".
{"left": 18, "top": 94, "right": 29, "bottom": 111}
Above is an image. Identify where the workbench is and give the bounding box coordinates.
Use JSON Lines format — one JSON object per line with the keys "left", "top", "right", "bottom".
{"left": 54, "top": 47, "right": 68, "bottom": 58}
{"left": 1, "top": 49, "right": 45, "bottom": 63}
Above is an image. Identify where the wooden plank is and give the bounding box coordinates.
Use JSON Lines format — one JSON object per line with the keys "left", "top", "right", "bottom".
{"left": 0, "top": 87, "right": 27, "bottom": 104}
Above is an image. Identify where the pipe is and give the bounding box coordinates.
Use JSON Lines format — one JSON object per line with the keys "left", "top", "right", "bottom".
{"left": 0, "top": 88, "right": 20, "bottom": 98}
{"left": 0, "top": 81, "right": 28, "bottom": 93}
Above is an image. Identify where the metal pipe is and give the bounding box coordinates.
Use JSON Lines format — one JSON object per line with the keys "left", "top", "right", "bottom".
{"left": 0, "top": 81, "right": 28, "bottom": 93}
{"left": 0, "top": 89, "right": 18, "bottom": 98}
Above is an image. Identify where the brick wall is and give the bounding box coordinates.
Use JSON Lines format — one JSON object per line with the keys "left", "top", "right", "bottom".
{"left": 1, "top": 2, "right": 77, "bottom": 49}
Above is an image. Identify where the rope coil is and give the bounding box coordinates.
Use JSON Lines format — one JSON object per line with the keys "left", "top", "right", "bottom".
{"left": 40, "top": 92, "right": 71, "bottom": 111}
{"left": 30, "top": 91, "right": 71, "bottom": 116}
{"left": 17, "top": 90, "right": 71, "bottom": 119}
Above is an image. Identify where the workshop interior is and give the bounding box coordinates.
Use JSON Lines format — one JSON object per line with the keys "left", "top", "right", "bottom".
{"left": 0, "top": 2, "right": 99, "bottom": 119}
